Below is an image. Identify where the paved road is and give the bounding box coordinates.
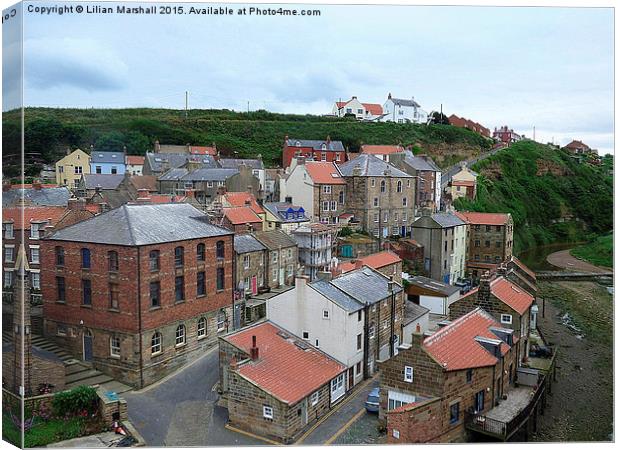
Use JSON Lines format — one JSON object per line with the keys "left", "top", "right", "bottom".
{"left": 546, "top": 250, "right": 612, "bottom": 273}
{"left": 124, "top": 347, "right": 262, "bottom": 446}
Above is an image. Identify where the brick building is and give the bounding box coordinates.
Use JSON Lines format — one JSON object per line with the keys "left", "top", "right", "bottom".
{"left": 40, "top": 203, "right": 234, "bottom": 388}
{"left": 455, "top": 211, "right": 514, "bottom": 279}
{"left": 379, "top": 308, "right": 518, "bottom": 443}
{"left": 281, "top": 136, "right": 346, "bottom": 170}
{"left": 221, "top": 207, "right": 263, "bottom": 233}
{"left": 492, "top": 126, "right": 522, "bottom": 144}
{"left": 219, "top": 321, "right": 347, "bottom": 443}
{"left": 448, "top": 114, "right": 491, "bottom": 137}
{"left": 253, "top": 230, "right": 298, "bottom": 289}
{"left": 449, "top": 273, "right": 534, "bottom": 362}
{"left": 387, "top": 239, "right": 424, "bottom": 272}
{"left": 339, "top": 154, "right": 415, "bottom": 238}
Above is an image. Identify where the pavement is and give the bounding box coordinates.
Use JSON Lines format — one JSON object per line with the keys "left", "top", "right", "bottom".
{"left": 125, "top": 344, "right": 384, "bottom": 446}
{"left": 47, "top": 432, "right": 127, "bottom": 448}
{"left": 546, "top": 249, "right": 612, "bottom": 273}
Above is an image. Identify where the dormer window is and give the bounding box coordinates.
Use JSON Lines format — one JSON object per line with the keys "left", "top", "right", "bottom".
{"left": 321, "top": 144, "right": 327, "bottom": 150}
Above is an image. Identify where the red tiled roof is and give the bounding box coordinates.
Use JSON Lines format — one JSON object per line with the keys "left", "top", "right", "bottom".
{"left": 362, "top": 103, "right": 383, "bottom": 116}
{"left": 126, "top": 155, "right": 145, "bottom": 165}
{"left": 360, "top": 145, "right": 405, "bottom": 155}
{"left": 223, "top": 192, "right": 265, "bottom": 215}
{"left": 7, "top": 183, "right": 59, "bottom": 189}
{"left": 226, "top": 322, "right": 346, "bottom": 405}
{"left": 423, "top": 308, "right": 511, "bottom": 371}
{"left": 85, "top": 204, "right": 101, "bottom": 214}
{"left": 565, "top": 140, "right": 589, "bottom": 150}
{"left": 336, "top": 101, "right": 347, "bottom": 108}
{"left": 340, "top": 250, "right": 401, "bottom": 273}
{"left": 509, "top": 256, "right": 536, "bottom": 280}
{"left": 2, "top": 206, "right": 67, "bottom": 229}
{"left": 490, "top": 277, "right": 534, "bottom": 315}
{"left": 223, "top": 207, "right": 262, "bottom": 225}
{"left": 304, "top": 162, "right": 346, "bottom": 185}
{"left": 189, "top": 146, "right": 217, "bottom": 155}
{"left": 455, "top": 211, "right": 510, "bottom": 226}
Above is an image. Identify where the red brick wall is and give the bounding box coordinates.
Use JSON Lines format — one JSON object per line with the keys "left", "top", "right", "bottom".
{"left": 282, "top": 146, "right": 345, "bottom": 169}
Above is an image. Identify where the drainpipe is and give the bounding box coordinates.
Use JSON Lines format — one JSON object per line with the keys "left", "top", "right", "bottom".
{"left": 137, "top": 248, "right": 144, "bottom": 389}
{"left": 232, "top": 236, "right": 237, "bottom": 330}
{"left": 363, "top": 304, "right": 369, "bottom": 379}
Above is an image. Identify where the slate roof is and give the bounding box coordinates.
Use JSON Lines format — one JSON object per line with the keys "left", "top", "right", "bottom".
{"left": 407, "top": 275, "right": 461, "bottom": 296}
{"left": 414, "top": 212, "right": 466, "bottom": 229}
{"left": 82, "top": 174, "right": 125, "bottom": 190}
{"left": 234, "top": 234, "right": 267, "bottom": 254}
{"left": 253, "top": 230, "right": 297, "bottom": 250}
{"left": 508, "top": 256, "right": 536, "bottom": 280}
{"left": 262, "top": 202, "right": 309, "bottom": 223}
{"left": 159, "top": 168, "right": 238, "bottom": 182}
{"left": 403, "top": 151, "right": 441, "bottom": 172}
{"left": 90, "top": 151, "right": 125, "bottom": 164}
{"left": 218, "top": 158, "right": 264, "bottom": 170}
{"left": 338, "top": 154, "right": 412, "bottom": 178}
{"left": 2, "top": 186, "right": 71, "bottom": 207}
{"left": 225, "top": 321, "right": 346, "bottom": 405}
{"left": 422, "top": 308, "right": 511, "bottom": 371}
{"left": 309, "top": 280, "right": 364, "bottom": 313}
{"left": 388, "top": 97, "right": 421, "bottom": 108}
{"left": 304, "top": 162, "right": 345, "bottom": 185}
{"left": 47, "top": 203, "right": 231, "bottom": 246}
{"left": 455, "top": 211, "right": 511, "bottom": 226}
{"left": 145, "top": 152, "right": 217, "bottom": 173}
{"left": 285, "top": 139, "right": 345, "bottom": 152}
{"left": 330, "top": 266, "right": 403, "bottom": 305}
{"left": 404, "top": 302, "right": 431, "bottom": 325}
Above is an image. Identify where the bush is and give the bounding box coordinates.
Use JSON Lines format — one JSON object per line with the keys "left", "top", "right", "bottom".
{"left": 52, "top": 386, "right": 98, "bottom": 418}
{"left": 339, "top": 226, "right": 353, "bottom": 237}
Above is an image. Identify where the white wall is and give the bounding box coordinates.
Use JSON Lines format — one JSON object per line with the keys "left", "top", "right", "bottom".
{"left": 402, "top": 312, "right": 431, "bottom": 343}
{"left": 450, "top": 224, "right": 467, "bottom": 283}
{"left": 419, "top": 294, "right": 448, "bottom": 315}
{"left": 266, "top": 278, "right": 365, "bottom": 385}
{"left": 283, "top": 164, "right": 315, "bottom": 219}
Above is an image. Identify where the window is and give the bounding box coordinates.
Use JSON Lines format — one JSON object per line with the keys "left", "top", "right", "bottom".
{"left": 373, "top": 213, "right": 379, "bottom": 223}
{"left": 109, "top": 283, "right": 119, "bottom": 310}
{"left": 4, "top": 246, "right": 14, "bottom": 262}
{"left": 475, "top": 390, "right": 485, "bottom": 413}
{"left": 323, "top": 185, "right": 332, "bottom": 194}
{"left": 356, "top": 333, "right": 363, "bottom": 351}
{"left": 174, "top": 246, "right": 184, "bottom": 267}
{"left": 30, "top": 222, "right": 42, "bottom": 239}
{"left": 330, "top": 201, "right": 337, "bottom": 211}
{"left": 302, "top": 331, "right": 309, "bottom": 339}
{"left": 371, "top": 179, "right": 376, "bottom": 187}
{"left": 216, "top": 240, "right": 225, "bottom": 259}
{"left": 31, "top": 272, "right": 40, "bottom": 289}
{"left": 175, "top": 276, "right": 185, "bottom": 302}
{"left": 358, "top": 310, "right": 362, "bottom": 322}
{"left": 474, "top": 240, "right": 480, "bottom": 248}
{"left": 108, "top": 251, "right": 119, "bottom": 272}
{"left": 383, "top": 320, "right": 388, "bottom": 329}
{"left": 74, "top": 166, "right": 83, "bottom": 174}
{"left": 287, "top": 264, "right": 294, "bottom": 277}
{"left": 217, "top": 267, "right": 225, "bottom": 291}
{"left": 475, "top": 225, "right": 480, "bottom": 231}
{"left": 380, "top": 180, "right": 386, "bottom": 193}
{"left": 197, "top": 271, "right": 206, "bottom": 296}
{"left": 466, "top": 369, "right": 473, "bottom": 383}
{"left": 4, "top": 271, "right": 13, "bottom": 288}
{"left": 196, "top": 243, "right": 206, "bottom": 262}
{"left": 388, "top": 391, "right": 416, "bottom": 410}
{"left": 373, "top": 197, "right": 379, "bottom": 207}
{"left": 57, "top": 324, "right": 67, "bottom": 336}
{"left": 369, "top": 324, "right": 375, "bottom": 339}
{"left": 82, "top": 279, "right": 92, "bottom": 306}
{"left": 197, "top": 317, "right": 207, "bottom": 338}
{"left": 272, "top": 268, "right": 278, "bottom": 281}
{"left": 495, "top": 241, "right": 502, "bottom": 248}
{"left": 80, "top": 248, "right": 91, "bottom": 268}
{"left": 501, "top": 314, "right": 513, "bottom": 325}
{"left": 396, "top": 180, "right": 402, "bottom": 192}
{"left": 346, "top": 108, "right": 352, "bottom": 114}
{"left": 450, "top": 402, "right": 460, "bottom": 424}
{"left": 175, "top": 325, "right": 186, "bottom": 346}
{"left": 207, "top": 181, "right": 214, "bottom": 188}
{"left": 263, "top": 405, "right": 274, "bottom": 419}
{"left": 322, "top": 309, "right": 329, "bottom": 319}
{"left": 287, "top": 248, "right": 292, "bottom": 258}
{"left": 322, "top": 201, "right": 329, "bottom": 212}
{"left": 110, "top": 337, "right": 121, "bottom": 357}
{"left": 402, "top": 197, "right": 408, "bottom": 207}
{"left": 338, "top": 190, "right": 344, "bottom": 203}
{"left": 56, "top": 277, "right": 66, "bottom": 302}
{"left": 217, "top": 310, "right": 226, "bottom": 331}
{"left": 311, "top": 391, "right": 319, "bottom": 406}
{"left": 3, "top": 223, "right": 14, "bottom": 239}
{"left": 315, "top": 339, "right": 320, "bottom": 347}
{"left": 331, "top": 373, "right": 345, "bottom": 394}
{"left": 151, "top": 332, "right": 162, "bottom": 355}
{"left": 243, "top": 255, "right": 250, "bottom": 269}
{"left": 356, "top": 361, "right": 362, "bottom": 375}
{"left": 335, "top": 153, "right": 341, "bottom": 162}
{"left": 96, "top": 166, "right": 102, "bottom": 174}
{"left": 149, "top": 250, "right": 160, "bottom": 271}
{"left": 150, "top": 281, "right": 161, "bottom": 308}
{"left": 384, "top": 212, "right": 389, "bottom": 222}
{"left": 392, "top": 429, "right": 400, "bottom": 440}
{"left": 404, "top": 366, "right": 414, "bottom": 383}
{"left": 485, "top": 225, "right": 491, "bottom": 232}
{"left": 485, "top": 240, "right": 491, "bottom": 248}
{"left": 55, "top": 247, "right": 65, "bottom": 266}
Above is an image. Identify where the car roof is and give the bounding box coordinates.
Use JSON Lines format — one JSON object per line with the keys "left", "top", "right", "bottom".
{"left": 369, "top": 387, "right": 380, "bottom": 396}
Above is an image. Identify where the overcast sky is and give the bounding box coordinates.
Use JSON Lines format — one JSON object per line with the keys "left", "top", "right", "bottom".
{"left": 3, "top": 1, "right": 614, "bottom": 154}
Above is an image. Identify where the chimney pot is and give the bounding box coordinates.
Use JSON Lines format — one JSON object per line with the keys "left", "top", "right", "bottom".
{"left": 250, "top": 335, "right": 259, "bottom": 360}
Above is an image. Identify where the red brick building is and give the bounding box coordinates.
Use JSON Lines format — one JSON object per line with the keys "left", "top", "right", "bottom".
{"left": 563, "top": 139, "right": 591, "bottom": 155}
{"left": 41, "top": 203, "right": 234, "bottom": 388}
{"left": 219, "top": 321, "right": 347, "bottom": 443}
{"left": 492, "top": 126, "right": 522, "bottom": 144}
{"left": 282, "top": 136, "right": 346, "bottom": 169}
{"left": 379, "top": 308, "right": 518, "bottom": 443}
{"left": 448, "top": 115, "right": 490, "bottom": 138}
{"left": 221, "top": 207, "right": 263, "bottom": 233}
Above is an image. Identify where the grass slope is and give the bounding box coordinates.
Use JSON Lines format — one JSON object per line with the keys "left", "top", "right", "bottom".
{"left": 570, "top": 233, "right": 613, "bottom": 268}
{"left": 454, "top": 140, "right": 613, "bottom": 252}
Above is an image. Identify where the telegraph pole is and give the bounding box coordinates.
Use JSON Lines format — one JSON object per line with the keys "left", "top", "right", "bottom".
{"left": 185, "top": 91, "right": 189, "bottom": 118}
{"left": 533, "top": 125, "right": 536, "bottom": 142}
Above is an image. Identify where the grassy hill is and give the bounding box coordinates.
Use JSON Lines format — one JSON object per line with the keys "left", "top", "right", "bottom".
{"left": 2, "top": 107, "right": 492, "bottom": 177}
{"left": 570, "top": 233, "right": 613, "bottom": 268}
{"left": 454, "top": 140, "right": 613, "bottom": 252}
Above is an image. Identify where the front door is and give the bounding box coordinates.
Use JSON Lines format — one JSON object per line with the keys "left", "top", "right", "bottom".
{"left": 347, "top": 367, "right": 354, "bottom": 390}
{"left": 300, "top": 398, "right": 308, "bottom": 426}
{"left": 83, "top": 330, "right": 93, "bottom": 362}
{"left": 279, "top": 268, "right": 285, "bottom": 286}
{"left": 251, "top": 276, "right": 258, "bottom": 295}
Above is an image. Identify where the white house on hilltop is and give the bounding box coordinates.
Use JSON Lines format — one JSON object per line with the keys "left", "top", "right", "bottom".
{"left": 381, "top": 93, "right": 428, "bottom": 124}
{"left": 332, "top": 96, "right": 384, "bottom": 121}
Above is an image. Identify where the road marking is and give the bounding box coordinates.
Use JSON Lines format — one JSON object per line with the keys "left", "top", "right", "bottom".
{"left": 324, "top": 408, "right": 366, "bottom": 445}
{"left": 294, "top": 375, "right": 375, "bottom": 445}
{"left": 224, "top": 424, "right": 282, "bottom": 445}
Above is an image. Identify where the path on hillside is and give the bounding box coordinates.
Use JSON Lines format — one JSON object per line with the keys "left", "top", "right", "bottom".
{"left": 546, "top": 250, "right": 612, "bottom": 273}
{"left": 440, "top": 145, "right": 505, "bottom": 187}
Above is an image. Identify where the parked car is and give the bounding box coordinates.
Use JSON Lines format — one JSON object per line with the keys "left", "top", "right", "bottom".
{"left": 365, "top": 387, "right": 380, "bottom": 413}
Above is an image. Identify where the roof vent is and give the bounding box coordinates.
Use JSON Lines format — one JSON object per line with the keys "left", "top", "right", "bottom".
{"left": 295, "top": 341, "right": 310, "bottom": 351}
{"left": 276, "top": 331, "right": 290, "bottom": 339}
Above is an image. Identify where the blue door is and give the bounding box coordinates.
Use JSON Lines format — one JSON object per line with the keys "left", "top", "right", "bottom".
{"left": 443, "top": 273, "right": 451, "bottom": 284}
{"left": 83, "top": 330, "right": 93, "bottom": 362}
{"left": 340, "top": 245, "right": 353, "bottom": 258}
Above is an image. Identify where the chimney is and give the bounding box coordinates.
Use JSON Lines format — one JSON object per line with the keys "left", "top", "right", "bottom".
{"left": 67, "top": 198, "right": 79, "bottom": 210}
{"left": 154, "top": 140, "right": 160, "bottom": 152}
{"left": 326, "top": 135, "right": 331, "bottom": 144}
{"left": 137, "top": 188, "right": 151, "bottom": 203}
{"left": 296, "top": 156, "right": 306, "bottom": 166}
{"left": 32, "top": 180, "right": 42, "bottom": 190}
{"left": 411, "top": 328, "right": 425, "bottom": 349}
{"left": 284, "top": 135, "right": 289, "bottom": 144}
{"left": 244, "top": 199, "right": 251, "bottom": 207}
{"left": 66, "top": 148, "right": 72, "bottom": 156}
{"left": 353, "top": 259, "right": 364, "bottom": 270}
{"left": 351, "top": 96, "right": 357, "bottom": 100}
{"left": 388, "top": 92, "right": 392, "bottom": 100}
{"left": 352, "top": 164, "right": 362, "bottom": 177}
{"left": 415, "top": 323, "right": 421, "bottom": 333}
{"left": 3, "top": 181, "right": 11, "bottom": 192}
{"left": 247, "top": 185, "right": 253, "bottom": 194}
{"left": 478, "top": 271, "right": 492, "bottom": 304}
{"left": 316, "top": 271, "right": 333, "bottom": 282}
{"left": 250, "top": 335, "right": 259, "bottom": 360}
{"left": 496, "top": 263, "right": 507, "bottom": 276}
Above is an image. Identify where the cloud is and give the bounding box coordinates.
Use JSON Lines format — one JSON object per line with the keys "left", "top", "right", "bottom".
{"left": 24, "top": 38, "right": 128, "bottom": 92}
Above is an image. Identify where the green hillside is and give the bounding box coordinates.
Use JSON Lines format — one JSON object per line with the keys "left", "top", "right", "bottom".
{"left": 454, "top": 140, "right": 613, "bottom": 252}
{"left": 570, "top": 233, "right": 613, "bottom": 268}
{"left": 2, "top": 107, "right": 491, "bottom": 177}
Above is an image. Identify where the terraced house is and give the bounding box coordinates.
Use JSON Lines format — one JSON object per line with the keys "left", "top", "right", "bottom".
{"left": 281, "top": 136, "right": 346, "bottom": 170}
{"left": 339, "top": 154, "right": 415, "bottom": 238}
{"left": 40, "top": 203, "right": 234, "bottom": 388}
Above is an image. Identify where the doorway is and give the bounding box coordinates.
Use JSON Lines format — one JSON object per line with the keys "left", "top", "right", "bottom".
{"left": 83, "top": 329, "right": 93, "bottom": 362}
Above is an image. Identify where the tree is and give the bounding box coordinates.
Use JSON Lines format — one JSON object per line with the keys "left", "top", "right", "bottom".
{"left": 430, "top": 111, "right": 450, "bottom": 125}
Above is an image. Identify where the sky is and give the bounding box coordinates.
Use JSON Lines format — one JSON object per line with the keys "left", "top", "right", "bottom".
{"left": 2, "top": 1, "right": 615, "bottom": 154}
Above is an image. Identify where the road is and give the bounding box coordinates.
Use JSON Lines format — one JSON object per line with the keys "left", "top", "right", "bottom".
{"left": 440, "top": 144, "right": 506, "bottom": 188}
